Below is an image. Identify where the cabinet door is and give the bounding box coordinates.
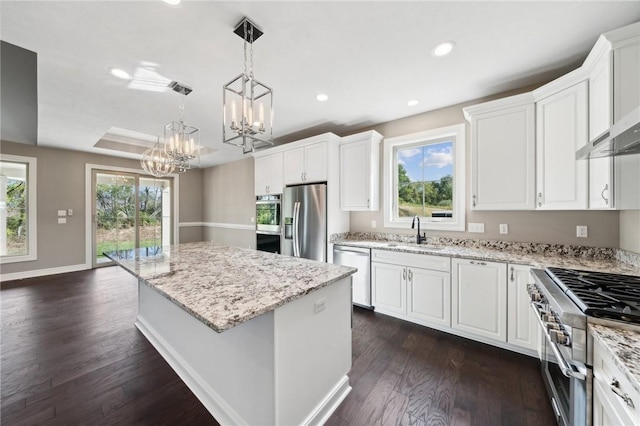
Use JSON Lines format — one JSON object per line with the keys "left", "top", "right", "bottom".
{"left": 340, "top": 138, "right": 372, "bottom": 210}
{"left": 407, "top": 267, "right": 451, "bottom": 327}
{"left": 589, "top": 157, "right": 614, "bottom": 209}
{"left": 593, "top": 376, "right": 635, "bottom": 426}
{"left": 283, "top": 147, "right": 305, "bottom": 185}
{"left": 589, "top": 48, "right": 612, "bottom": 140}
{"left": 452, "top": 259, "right": 507, "bottom": 342}
{"left": 507, "top": 264, "right": 537, "bottom": 352}
{"left": 372, "top": 262, "right": 406, "bottom": 316}
{"left": 471, "top": 103, "right": 535, "bottom": 210}
{"left": 536, "top": 81, "right": 588, "bottom": 210}
{"left": 613, "top": 40, "right": 640, "bottom": 122}
{"left": 303, "top": 142, "right": 328, "bottom": 183}
{"left": 254, "top": 153, "right": 284, "bottom": 195}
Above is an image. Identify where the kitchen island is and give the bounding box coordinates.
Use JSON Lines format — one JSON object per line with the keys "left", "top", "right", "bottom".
{"left": 106, "top": 242, "right": 356, "bottom": 426}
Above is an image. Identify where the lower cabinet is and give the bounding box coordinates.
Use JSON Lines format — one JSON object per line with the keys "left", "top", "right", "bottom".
{"left": 451, "top": 259, "right": 507, "bottom": 342}
{"left": 507, "top": 264, "right": 538, "bottom": 352}
{"left": 371, "top": 250, "right": 451, "bottom": 329}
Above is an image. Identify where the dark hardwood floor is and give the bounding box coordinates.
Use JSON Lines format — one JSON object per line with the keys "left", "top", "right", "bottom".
{"left": 1, "top": 267, "right": 555, "bottom": 425}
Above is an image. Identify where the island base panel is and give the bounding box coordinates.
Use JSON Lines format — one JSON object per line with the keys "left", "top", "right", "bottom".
{"left": 136, "top": 277, "right": 352, "bottom": 425}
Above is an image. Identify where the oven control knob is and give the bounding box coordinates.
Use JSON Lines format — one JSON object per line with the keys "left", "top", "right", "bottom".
{"left": 550, "top": 329, "right": 570, "bottom": 346}
{"left": 542, "top": 313, "right": 557, "bottom": 323}
{"left": 546, "top": 323, "right": 562, "bottom": 331}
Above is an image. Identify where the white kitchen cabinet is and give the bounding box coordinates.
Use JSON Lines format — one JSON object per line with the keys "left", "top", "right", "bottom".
{"left": 463, "top": 93, "right": 536, "bottom": 210}
{"left": 592, "top": 334, "right": 639, "bottom": 426}
{"left": 371, "top": 250, "right": 451, "bottom": 329}
{"left": 451, "top": 258, "right": 507, "bottom": 342}
{"left": 612, "top": 36, "right": 640, "bottom": 123}
{"left": 339, "top": 130, "right": 382, "bottom": 211}
{"left": 371, "top": 261, "right": 406, "bottom": 316}
{"left": 283, "top": 142, "right": 327, "bottom": 185}
{"left": 253, "top": 152, "right": 283, "bottom": 195}
{"left": 535, "top": 80, "right": 588, "bottom": 210}
{"left": 507, "top": 264, "right": 537, "bottom": 353}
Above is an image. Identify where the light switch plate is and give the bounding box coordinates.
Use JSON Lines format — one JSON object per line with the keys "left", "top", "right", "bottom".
{"left": 499, "top": 224, "right": 509, "bottom": 234}
{"left": 371, "top": 220, "right": 377, "bottom": 228}
{"left": 468, "top": 223, "right": 485, "bottom": 233}
{"left": 58, "top": 217, "right": 67, "bottom": 224}
{"left": 576, "top": 225, "right": 588, "bottom": 238}
{"left": 57, "top": 210, "right": 67, "bottom": 217}
{"left": 67, "top": 209, "right": 73, "bottom": 216}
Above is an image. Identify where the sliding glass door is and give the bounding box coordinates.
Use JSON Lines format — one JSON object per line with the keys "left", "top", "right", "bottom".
{"left": 92, "top": 171, "right": 172, "bottom": 267}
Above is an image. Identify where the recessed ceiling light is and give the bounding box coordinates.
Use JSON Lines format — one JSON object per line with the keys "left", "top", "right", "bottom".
{"left": 316, "top": 93, "right": 329, "bottom": 102}
{"left": 163, "top": 0, "right": 181, "bottom": 5}
{"left": 432, "top": 41, "right": 455, "bottom": 57}
{"left": 109, "top": 68, "right": 131, "bottom": 80}
{"left": 407, "top": 99, "right": 420, "bottom": 106}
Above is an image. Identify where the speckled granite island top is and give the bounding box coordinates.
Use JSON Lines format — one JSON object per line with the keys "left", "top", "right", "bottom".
{"left": 334, "top": 239, "right": 640, "bottom": 275}
{"left": 590, "top": 323, "right": 640, "bottom": 393}
{"left": 106, "top": 242, "right": 356, "bottom": 333}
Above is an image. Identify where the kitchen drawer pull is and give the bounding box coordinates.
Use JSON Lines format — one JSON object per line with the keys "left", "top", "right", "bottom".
{"left": 408, "top": 269, "right": 413, "bottom": 282}
{"left": 610, "top": 378, "right": 636, "bottom": 409}
{"left": 538, "top": 192, "right": 543, "bottom": 207}
{"left": 472, "top": 195, "right": 477, "bottom": 208}
{"left": 403, "top": 268, "right": 407, "bottom": 280}
{"left": 510, "top": 266, "right": 514, "bottom": 281}
{"left": 470, "top": 261, "right": 487, "bottom": 266}
{"left": 601, "top": 184, "right": 609, "bottom": 205}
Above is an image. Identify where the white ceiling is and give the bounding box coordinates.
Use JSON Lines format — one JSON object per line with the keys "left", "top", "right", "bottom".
{"left": 2, "top": 1, "right": 640, "bottom": 167}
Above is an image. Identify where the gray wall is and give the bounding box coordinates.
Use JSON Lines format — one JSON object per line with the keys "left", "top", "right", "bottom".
{"left": 1, "top": 42, "right": 38, "bottom": 145}
{"left": 177, "top": 168, "right": 204, "bottom": 243}
{"left": 620, "top": 210, "right": 640, "bottom": 253}
{"left": 0, "top": 141, "right": 203, "bottom": 275}
{"left": 202, "top": 157, "right": 255, "bottom": 249}
{"left": 345, "top": 87, "right": 621, "bottom": 249}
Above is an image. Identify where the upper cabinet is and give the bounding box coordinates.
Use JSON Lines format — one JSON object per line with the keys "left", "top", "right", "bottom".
{"left": 283, "top": 139, "right": 329, "bottom": 185}
{"left": 534, "top": 79, "right": 589, "bottom": 210}
{"left": 464, "top": 94, "right": 535, "bottom": 210}
{"left": 253, "top": 152, "right": 284, "bottom": 195}
{"left": 339, "top": 130, "right": 383, "bottom": 211}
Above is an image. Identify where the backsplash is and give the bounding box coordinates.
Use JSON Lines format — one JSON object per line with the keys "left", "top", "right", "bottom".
{"left": 331, "top": 232, "right": 637, "bottom": 264}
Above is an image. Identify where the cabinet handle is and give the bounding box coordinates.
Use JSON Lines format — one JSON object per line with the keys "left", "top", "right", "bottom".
{"left": 367, "top": 198, "right": 370, "bottom": 209}
{"left": 470, "top": 261, "right": 487, "bottom": 266}
{"left": 601, "top": 184, "right": 609, "bottom": 205}
{"left": 610, "top": 378, "right": 635, "bottom": 409}
{"left": 538, "top": 192, "right": 543, "bottom": 207}
{"left": 510, "top": 266, "right": 514, "bottom": 282}
{"left": 472, "top": 195, "right": 476, "bottom": 208}
{"left": 403, "top": 268, "right": 407, "bottom": 281}
{"left": 408, "top": 269, "right": 413, "bottom": 282}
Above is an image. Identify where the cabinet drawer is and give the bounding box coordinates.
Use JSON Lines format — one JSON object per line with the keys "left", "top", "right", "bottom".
{"left": 593, "top": 338, "right": 640, "bottom": 424}
{"left": 371, "top": 249, "right": 450, "bottom": 272}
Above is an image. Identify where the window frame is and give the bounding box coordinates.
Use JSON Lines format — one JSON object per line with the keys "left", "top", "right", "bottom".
{"left": 383, "top": 123, "right": 466, "bottom": 231}
{"left": 0, "top": 154, "right": 37, "bottom": 263}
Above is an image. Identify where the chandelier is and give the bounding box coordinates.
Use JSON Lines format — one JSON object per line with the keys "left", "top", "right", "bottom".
{"left": 165, "top": 82, "right": 200, "bottom": 172}
{"left": 223, "top": 18, "right": 273, "bottom": 154}
{"left": 141, "top": 137, "right": 175, "bottom": 177}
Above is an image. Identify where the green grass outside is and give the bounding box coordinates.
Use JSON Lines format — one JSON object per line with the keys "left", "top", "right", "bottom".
{"left": 96, "top": 239, "right": 162, "bottom": 258}
{"left": 399, "top": 203, "right": 452, "bottom": 217}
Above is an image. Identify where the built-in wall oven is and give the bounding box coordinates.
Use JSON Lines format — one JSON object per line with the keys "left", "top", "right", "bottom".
{"left": 256, "top": 194, "right": 281, "bottom": 254}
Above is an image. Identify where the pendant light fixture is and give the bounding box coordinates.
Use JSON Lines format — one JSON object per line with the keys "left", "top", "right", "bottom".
{"left": 223, "top": 18, "right": 273, "bottom": 154}
{"left": 165, "top": 81, "right": 200, "bottom": 172}
{"left": 141, "top": 137, "right": 175, "bottom": 177}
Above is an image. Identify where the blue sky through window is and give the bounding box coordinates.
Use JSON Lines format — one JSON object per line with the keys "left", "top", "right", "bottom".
{"left": 397, "top": 140, "right": 453, "bottom": 182}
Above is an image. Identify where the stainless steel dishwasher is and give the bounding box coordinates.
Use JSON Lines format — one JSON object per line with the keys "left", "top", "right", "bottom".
{"left": 333, "top": 245, "right": 372, "bottom": 309}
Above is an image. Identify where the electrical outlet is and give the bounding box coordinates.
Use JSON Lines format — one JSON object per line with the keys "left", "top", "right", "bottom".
{"left": 371, "top": 220, "right": 377, "bottom": 228}
{"left": 58, "top": 218, "right": 67, "bottom": 224}
{"left": 250, "top": 217, "right": 254, "bottom": 223}
{"left": 314, "top": 297, "right": 327, "bottom": 314}
{"left": 57, "top": 210, "right": 67, "bottom": 217}
{"left": 499, "top": 224, "right": 509, "bottom": 235}
{"left": 67, "top": 209, "right": 73, "bottom": 216}
{"left": 576, "top": 226, "right": 588, "bottom": 238}
{"left": 468, "top": 223, "right": 485, "bottom": 233}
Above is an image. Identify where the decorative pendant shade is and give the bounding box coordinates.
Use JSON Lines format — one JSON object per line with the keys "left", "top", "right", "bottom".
{"left": 141, "top": 137, "right": 175, "bottom": 177}
{"left": 165, "top": 82, "right": 200, "bottom": 172}
{"left": 223, "top": 18, "right": 273, "bottom": 154}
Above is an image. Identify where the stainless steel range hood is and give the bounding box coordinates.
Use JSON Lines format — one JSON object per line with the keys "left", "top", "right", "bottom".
{"left": 576, "top": 106, "right": 640, "bottom": 159}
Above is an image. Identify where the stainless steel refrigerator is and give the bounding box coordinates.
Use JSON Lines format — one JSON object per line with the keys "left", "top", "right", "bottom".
{"left": 282, "top": 183, "right": 327, "bottom": 262}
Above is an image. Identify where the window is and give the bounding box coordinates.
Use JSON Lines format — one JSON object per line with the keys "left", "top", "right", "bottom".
{"left": 383, "top": 123, "right": 465, "bottom": 231}
{"left": 0, "top": 154, "right": 37, "bottom": 263}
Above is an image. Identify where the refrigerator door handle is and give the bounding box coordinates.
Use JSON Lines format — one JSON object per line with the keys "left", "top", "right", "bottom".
{"left": 292, "top": 201, "right": 301, "bottom": 257}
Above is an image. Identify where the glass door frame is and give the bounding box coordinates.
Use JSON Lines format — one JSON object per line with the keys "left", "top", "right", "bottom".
{"left": 85, "top": 164, "right": 178, "bottom": 269}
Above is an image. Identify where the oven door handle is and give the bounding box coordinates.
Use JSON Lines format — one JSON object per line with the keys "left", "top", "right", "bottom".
{"left": 530, "top": 302, "right": 586, "bottom": 381}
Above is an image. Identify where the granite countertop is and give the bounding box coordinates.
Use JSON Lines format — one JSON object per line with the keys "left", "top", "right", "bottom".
{"left": 589, "top": 323, "right": 640, "bottom": 394}
{"left": 333, "top": 239, "right": 640, "bottom": 276}
{"left": 106, "top": 242, "right": 356, "bottom": 333}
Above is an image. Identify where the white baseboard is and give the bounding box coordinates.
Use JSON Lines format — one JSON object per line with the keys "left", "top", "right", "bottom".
{"left": 135, "top": 316, "right": 245, "bottom": 426}
{"left": 179, "top": 222, "right": 254, "bottom": 231}
{"left": 0, "top": 263, "right": 90, "bottom": 282}
{"left": 303, "top": 375, "right": 351, "bottom": 426}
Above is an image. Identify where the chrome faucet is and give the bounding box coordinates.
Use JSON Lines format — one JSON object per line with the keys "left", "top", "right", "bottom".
{"left": 411, "top": 215, "right": 427, "bottom": 245}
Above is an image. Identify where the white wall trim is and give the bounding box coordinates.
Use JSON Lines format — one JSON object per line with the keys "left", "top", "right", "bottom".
{"left": 183, "top": 222, "right": 254, "bottom": 231}
{"left": 85, "top": 164, "right": 180, "bottom": 267}
{"left": 0, "top": 263, "right": 89, "bottom": 282}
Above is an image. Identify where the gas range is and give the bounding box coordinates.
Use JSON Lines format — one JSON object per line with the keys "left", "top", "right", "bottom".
{"left": 528, "top": 266, "right": 640, "bottom": 426}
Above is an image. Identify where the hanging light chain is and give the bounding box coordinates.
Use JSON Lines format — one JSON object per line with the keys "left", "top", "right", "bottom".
{"left": 178, "top": 92, "right": 186, "bottom": 124}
